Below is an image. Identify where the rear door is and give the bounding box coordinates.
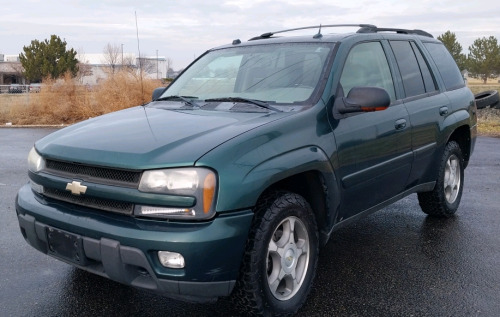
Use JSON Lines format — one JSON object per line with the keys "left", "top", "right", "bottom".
{"left": 332, "top": 41, "right": 413, "bottom": 219}
{"left": 388, "top": 40, "right": 449, "bottom": 186}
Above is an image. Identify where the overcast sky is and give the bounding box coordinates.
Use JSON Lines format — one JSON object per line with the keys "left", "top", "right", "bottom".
{"left": 1, "top": 0, "right": 499, "bottom": 70}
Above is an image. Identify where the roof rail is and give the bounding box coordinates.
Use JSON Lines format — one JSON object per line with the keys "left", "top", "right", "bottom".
{"left": 357, "top": 26, "right": 433, "bottom": 38}
{"left": 249, "top": 24, "right": 377, "bottom": 41}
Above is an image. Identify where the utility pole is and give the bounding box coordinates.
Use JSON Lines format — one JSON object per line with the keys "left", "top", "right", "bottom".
{"left": 156, "top": 49, "right": 159, "bottom": 79}
{"left": 121, "top": 44, "right": 124, "bottom": 66}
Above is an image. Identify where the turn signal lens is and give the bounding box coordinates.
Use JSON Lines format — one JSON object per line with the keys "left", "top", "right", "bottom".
{"left": 203, "top": 173, "right": 216, "bottom": 213}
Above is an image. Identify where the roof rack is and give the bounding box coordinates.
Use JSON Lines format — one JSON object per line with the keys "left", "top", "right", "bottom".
{"left": 357, "top": 26, "right": 433, "bottom": 38}
{"left": 247, "top": 24, "right": 433, "bottom": 41}
{"left": 248, "top": 24, "right": 377, "bottom": 41}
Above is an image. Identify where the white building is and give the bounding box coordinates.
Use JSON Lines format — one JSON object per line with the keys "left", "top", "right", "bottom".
{"left": 0, "top": 54, "right": 25, "bottom": 85}
{"left": 76, "top": 53, "right": 169, "bottom": 85}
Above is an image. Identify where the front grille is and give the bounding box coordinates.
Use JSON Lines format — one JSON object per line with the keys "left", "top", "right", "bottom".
{"left": 45, "top": 159, "right": 142, "bottom": 187}
{"left": 43, "top": 187, "right": 134, "bottom": 215}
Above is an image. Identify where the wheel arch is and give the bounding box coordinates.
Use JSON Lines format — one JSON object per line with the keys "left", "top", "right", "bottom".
{"left": 447, "top": 124, "right": 472, "bottom": 168}
{"left": 255, "top": 168, "right": 339, "bottom": 246}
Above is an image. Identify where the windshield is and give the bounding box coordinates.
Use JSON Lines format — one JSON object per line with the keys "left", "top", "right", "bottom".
{"left": 162, "top": 43, "right": 333, "bottom": 104}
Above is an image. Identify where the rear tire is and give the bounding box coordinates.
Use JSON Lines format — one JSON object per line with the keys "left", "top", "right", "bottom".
{"left": 418, "top": 141, "right": 464, "bottom": 217}
{"left": 234, "top": 192, "right": 319, "bottom": 316}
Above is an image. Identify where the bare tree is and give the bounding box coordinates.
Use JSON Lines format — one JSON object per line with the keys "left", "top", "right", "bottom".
{"left": 122, "top": 55, "right": 135, "bottom": 71}
{"left": 76, "top": 48, "right": 93, "bottom": 83}
{"left": 136, "top": 55, "right": 157, "bottom": 74}
{"left": 165, "top": 57, "right": 173, "bottom": 78}
{"left": 102, "top": 43, "right": 122, "bottom": 75}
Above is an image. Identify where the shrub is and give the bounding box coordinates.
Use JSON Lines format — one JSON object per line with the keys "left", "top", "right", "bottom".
{"left": 1, "top": 71, "right": 163, "bottom": 125}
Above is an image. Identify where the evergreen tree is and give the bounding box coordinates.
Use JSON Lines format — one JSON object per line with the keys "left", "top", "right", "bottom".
{"left": 19, "top": 35, "right": 79, "bottom": 82}
{"left": 467, "top": 36, "right": 500, "bottom": 84}
{"left": 437, "top": 31, "right": 466, "bottom": 71}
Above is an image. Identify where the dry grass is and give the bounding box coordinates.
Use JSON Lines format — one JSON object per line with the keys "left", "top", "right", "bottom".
{"left": 468, "top": 83, "right": 500, "bottom": 95}
{"left": 477, "top": 107, "right": 500, "bottom": 138}
{"left": 468, "top": 83, "right": 500, "bottom": 137}
{"left": 0, "top": 71, "right": 164, "bottom": 125}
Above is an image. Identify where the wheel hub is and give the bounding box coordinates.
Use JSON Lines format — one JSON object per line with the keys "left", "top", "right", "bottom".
{"left": 283, "top": 246, "right": 297, "bottom": 272}
{"left": 444, "top": 154, "right": 461, "bottom": 204}
{"left": 266, "top": 216, "right": 310, "bottom": 301}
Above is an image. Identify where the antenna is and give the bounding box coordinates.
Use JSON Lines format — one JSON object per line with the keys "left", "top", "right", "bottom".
{"left": 135, "top": 11, "right": 145, "bottom": 104}
{"left": 313, "top": 24, "right": 323, "bottom": 39}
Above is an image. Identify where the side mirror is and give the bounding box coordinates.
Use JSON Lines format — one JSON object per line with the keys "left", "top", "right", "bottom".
{"left": 152, "top": 87, "right": 165, "bottom": 101}
{"left": 336, "top": 86, "right": 390, "bottom": 114}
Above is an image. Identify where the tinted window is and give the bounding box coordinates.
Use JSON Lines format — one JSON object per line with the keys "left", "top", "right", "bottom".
{"left": 411, "top": 42, "right": 437, "bottom": 93}
{"left": 424, "top": 42, "right": 464, "bottom": 90}
{"left": 340, "top": 42, "right": 396, "bottom": 101}
{"left": 390, "top": 41, "right": 426, "bottom": 98}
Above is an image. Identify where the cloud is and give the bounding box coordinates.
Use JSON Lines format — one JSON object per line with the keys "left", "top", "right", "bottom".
{"left": 1, "top": 0, "right": 499, "bottom": 69}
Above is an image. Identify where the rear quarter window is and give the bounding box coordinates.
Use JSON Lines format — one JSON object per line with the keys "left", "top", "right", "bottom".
{"left": 423, "top": 42, "right": 464, "bottom": 91}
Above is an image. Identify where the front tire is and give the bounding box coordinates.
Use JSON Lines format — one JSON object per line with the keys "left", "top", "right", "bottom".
{"left": 234, "top": 192, "right": 319, "bottom": 316}
{"left": 418, "top": 141, "right": 464, "bottom": 217}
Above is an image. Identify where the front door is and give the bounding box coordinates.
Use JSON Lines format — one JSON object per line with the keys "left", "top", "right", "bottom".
{"left": 332, "top": 41, "right": 413, "bottom": 220}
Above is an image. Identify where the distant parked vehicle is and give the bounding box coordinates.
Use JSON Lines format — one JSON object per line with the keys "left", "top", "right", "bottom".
{"left": 8, "top": 84, "right": 25, "bottom": 94}
{"left": 29, "top": 83, "right": 42, "bottom": 93}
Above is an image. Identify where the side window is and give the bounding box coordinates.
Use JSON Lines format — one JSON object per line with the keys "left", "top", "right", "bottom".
{"left": 424, "top": 42, "right": 465, "bottom": 90}
{"left": 411, "top": 42, "right": 437, "bottom": 93}
{"left": 340, "top": 42, "right": 396, "bottom": 101}
{"left": 390, "top": 41, "right": 426, "bottom": 98}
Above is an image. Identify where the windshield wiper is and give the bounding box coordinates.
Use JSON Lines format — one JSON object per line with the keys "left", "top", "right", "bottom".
{"left": 205, "top": 97, "right": 282, "bottom": 112}
{"left": 155, "top": 95, "right": 199, "bottom": 108}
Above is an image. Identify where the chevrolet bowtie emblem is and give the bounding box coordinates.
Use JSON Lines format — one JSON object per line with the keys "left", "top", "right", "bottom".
{"left": 66, "top": 181, "right": 87, "bottom": 195}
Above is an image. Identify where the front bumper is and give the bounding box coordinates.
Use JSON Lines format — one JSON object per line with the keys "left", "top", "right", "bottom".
{"left": 16, "top": 184, "right": 253, "bottom": 302}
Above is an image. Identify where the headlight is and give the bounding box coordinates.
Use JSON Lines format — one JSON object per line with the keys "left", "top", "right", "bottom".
{"left": 137, "top": 168, "right": 217, "bottom": 220}
{"left": 139, "top": 169, "right": 200, "bottom": 194}
{"left": 28, "top": 147, "right": 45, "bottom": 173}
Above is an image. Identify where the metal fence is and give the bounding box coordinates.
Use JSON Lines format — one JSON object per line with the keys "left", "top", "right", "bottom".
{"left": 0, "top": 84, "right": 41, "bottom": 94}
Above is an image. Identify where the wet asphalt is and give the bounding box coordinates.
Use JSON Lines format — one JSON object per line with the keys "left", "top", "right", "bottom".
{"left": 0, "top": 128, "right": 499, "bottom": 317}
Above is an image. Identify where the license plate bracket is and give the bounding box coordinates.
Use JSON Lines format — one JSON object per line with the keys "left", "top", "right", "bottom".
{"left": 46, "top": 227, "right": 87, "bottom": 265}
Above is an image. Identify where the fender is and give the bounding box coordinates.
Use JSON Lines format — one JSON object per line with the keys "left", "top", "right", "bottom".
{"left": 440, "top": 109, "right": 471, "bottom": 148}
{"left": 241, "top": 146, "right": 341, "bottom": 238}
{"left": 206, "top": 144, "right": 339, "bottom": 210}
{"left": 452, "top": 108, "right": 474, "bottom": 126}
{"left": 242, "top": 146, "right": 334, "bottom": 192}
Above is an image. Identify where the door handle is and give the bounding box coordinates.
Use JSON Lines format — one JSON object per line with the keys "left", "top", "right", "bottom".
{"left": 439, "top": 106, "right": 449, "bottom": 116}
{"left": 395, "top": 119, "right": 407, "bottom": 130}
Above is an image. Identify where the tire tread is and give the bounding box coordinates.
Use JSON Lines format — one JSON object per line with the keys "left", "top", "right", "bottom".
{"left": 233, "top": 191, "right": 318, "bottom": 316}
{"left": 417, "top": 141, "right": 464, "bottom": 217}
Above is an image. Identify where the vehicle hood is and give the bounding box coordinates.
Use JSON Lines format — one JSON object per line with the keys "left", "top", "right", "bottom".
{"left": 36, "top": 105, "right": 291, "bottom": 169}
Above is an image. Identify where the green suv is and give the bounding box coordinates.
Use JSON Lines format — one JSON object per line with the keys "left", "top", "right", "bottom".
{"left": 16, "top": 24, "right": 477, "bottom": 316}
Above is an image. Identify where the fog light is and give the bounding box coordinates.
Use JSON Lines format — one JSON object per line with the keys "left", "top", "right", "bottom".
{"left": 158, "top": 251, "right": 185, "bottom": 268}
